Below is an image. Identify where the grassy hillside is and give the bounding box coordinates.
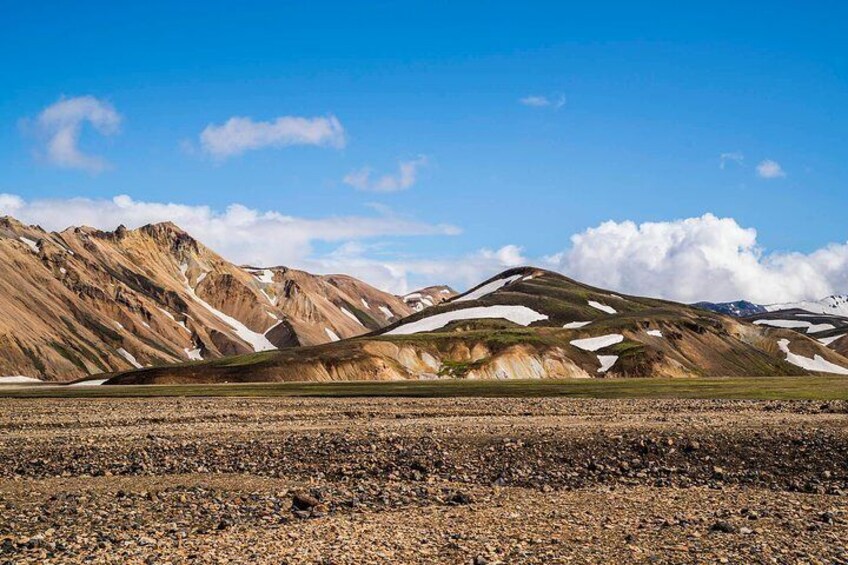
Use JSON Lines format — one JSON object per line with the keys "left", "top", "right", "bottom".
{"left": 98, "top": 267, "right": 848, "bottom": 385}
{"left": 2, "top": 376, "right": 847, "bottom": 400}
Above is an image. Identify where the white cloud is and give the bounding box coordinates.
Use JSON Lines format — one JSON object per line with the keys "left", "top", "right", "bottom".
{"left": 343, "top": 156, "right": 428, "bottom": 192}
{"left": 4, "top": 192, "right": 847, "bottom": 303}
{"left": 33, "top": 96, "right": 122, "bottom": 173}
{"left": 310, "top": 244, "right": 530, "bottom": 295}
{"left": 519, "top": 94, "right": 566, "bottom": 109}
{"left": 0, "top": 193, "right": 459, "bottom": 275}
{"left": 199, "top": 115, "right": 345, "bottom": 159}
{"left": 719, "top": 152, "right": 744, "bottom": 169}
{"left": 480, "top": 244, "right": 526, "bottom": 267}
{"left": 756, "top": 159, "right": 786, "bottom": 179}
{"left": 545, "top": 214, "right": 848, "bottom": 304}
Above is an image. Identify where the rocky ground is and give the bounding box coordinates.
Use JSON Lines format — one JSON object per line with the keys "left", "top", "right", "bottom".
{"left": 0, "top": 396, "right": 846, "bottom": 564}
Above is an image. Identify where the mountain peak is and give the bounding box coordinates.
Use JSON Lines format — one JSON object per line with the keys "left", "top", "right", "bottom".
{"left": 139, "top": 221, "right": 189, "bottom": 237}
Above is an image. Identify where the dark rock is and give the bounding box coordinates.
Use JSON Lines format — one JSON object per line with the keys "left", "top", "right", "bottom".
{"left": 710, "top": 521, "right": 737, "bottom": 534}
{"left": 447, "top": 491, "right": 474, "bottom": 505}
{"left": 291, "top": 492, "right": 321, "bottom": 511}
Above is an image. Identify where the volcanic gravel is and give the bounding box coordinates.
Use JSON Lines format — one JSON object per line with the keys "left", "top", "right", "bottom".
{"left": 1, "top": 397, "right": 846, "bottom": 564}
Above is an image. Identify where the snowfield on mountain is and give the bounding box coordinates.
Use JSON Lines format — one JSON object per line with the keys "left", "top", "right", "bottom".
{"left": 101, "top": 266, "right": 848, "bottom": 385}
{"left": 0, "top": 216, "right": 417, "bottom": 381}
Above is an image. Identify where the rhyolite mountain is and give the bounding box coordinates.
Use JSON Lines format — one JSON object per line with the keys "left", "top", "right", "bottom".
{"left": 107, "top": 267, "right": 848, "bottom": 385}
{"left": 0, "top": 216, "right": 419, "bottom": 381}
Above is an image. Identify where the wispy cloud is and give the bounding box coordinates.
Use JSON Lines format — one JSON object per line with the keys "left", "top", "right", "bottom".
{"left": 343, "top": 156, "right": 428, "bottom": 192}
{"left": 719, "top": 152, "right": 744, "bottom": 169}
{"left": 32, "top": 95, "right": 122, "bottom": 173}
{"left": 199, "top": 114, "right": 346, "bottom": 159}
{"left": 756, "top": 159, "right": 786, "bottom": 179}
{"left": 519, "top": 94, "right": 566, "bottom": 109}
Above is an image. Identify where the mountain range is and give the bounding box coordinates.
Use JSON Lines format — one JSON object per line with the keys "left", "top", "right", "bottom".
{"left": 697, "top": 296, "right": 848, "bottom": 356}
{"left": 0, "top": 216, "right": 455, "bottom": 381}
{"left": 3, "top": 215, "right": 848, "bottom": 385}
{"left": 106, "top": 266, "right": 848, "bottom": 385}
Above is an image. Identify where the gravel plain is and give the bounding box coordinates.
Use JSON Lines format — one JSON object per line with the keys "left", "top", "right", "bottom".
{"left": 1, "top": 396, "right": 846, "bottom": 564}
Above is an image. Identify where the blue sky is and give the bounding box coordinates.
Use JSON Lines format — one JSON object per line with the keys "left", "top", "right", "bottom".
{"left": 2, "top": 1, "right": 847, "bottom": 301}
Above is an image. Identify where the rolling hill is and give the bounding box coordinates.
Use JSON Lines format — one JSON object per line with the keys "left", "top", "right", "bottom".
{"left": 105, "top": 267, "right": 848, "bottom": 385}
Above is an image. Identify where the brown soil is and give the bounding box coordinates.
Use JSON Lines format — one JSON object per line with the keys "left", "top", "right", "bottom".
{"left": 1, "top": 397, "right": 846, "bottom": 564}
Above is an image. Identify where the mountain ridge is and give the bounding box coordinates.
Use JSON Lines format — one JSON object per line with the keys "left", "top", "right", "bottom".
{"left": 0, "top": 216, "right": 421, "bottom": 380}
{"left": 105, "top": 266, "right": 848, "bottom": 385}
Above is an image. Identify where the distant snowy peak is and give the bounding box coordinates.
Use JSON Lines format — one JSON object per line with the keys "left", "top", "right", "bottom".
{"left": 694, "top": 300, "right": 766, "bottom": 317}
{"left": 697, "top": 295, "right": 848, "bottom": 318}
{"left": 765, "top": 295, "right": 848, "bottom": 317}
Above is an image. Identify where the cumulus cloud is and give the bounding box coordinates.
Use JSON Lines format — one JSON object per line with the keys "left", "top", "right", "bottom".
{"left": 719, "top": 152, "right": 744, "bottom": 169}
{"left": 0, "top": 193, "right": 459, "bottom": 275}
{"left": 32, "top": 95, "right": 122, "bottom": 173}
{"left": 312, "top": 244, "right": 531, "bottom": 294}
{"left": 519, "top": 94, "right": 566, "bottom": 109}
{"left": 3, "top": 192, "right": 846, "bottom": 302}
{"left": 199, "top": 115, "right": 345, "bottom": 159}
{"left": 343, "top": 156, "right": 428, "bottom": 192}
{"left": 545, "top": 214, "right": 848, "bottom": 304}
{"left": 756, "top": 159, "right": 786, "bottom": 179}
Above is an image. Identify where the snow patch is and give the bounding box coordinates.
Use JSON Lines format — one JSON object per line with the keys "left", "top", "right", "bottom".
{"left": 18, "top": 236, "right": 39, "bottom": 253}
{"left": 588, "top": 300, "right": 617, "bottom": 314}
{"left": 455, "top": 274, "right": 522, "bottom": 302}
{"left": 818, "top": 334, "right": 845, "bottom": 346}
{"left": 754, "top": 319, "right": 836, "bottom": 334}
{"left": 0, "top": 376, "right": 43, "bottom": 384}
{"left": 386, "top": 305, "right": 548, "bottom": 336}
{"left": 261, "top": 289, "right": 278, "bottom": 306}
{"left": 113, "top": 320, "right": 124, "bottom": 331}
{"left": 70, "top": 379, "right": 108, "bottom": 387}
{"left": 254, "top": 269, "right": 275, "bottom": 284}
{"left": 563, "top": 321, "right": 591, "bottom": 329}
{"left": 597, "top": 355, "right": 619, "bottom": 374}
{"left": 185, "top": 286, "right": 276, "bottom": 352}
{"left": 184, "top": 348, "right": 203, "bottom": 361}
{"left": 196, "top": 272, "right": 208, "bottom": 285}
{"left": 117, "top": 348, "right": 143, "bottom": 369}
{"left": 646, "top": 329, "right": 663, "bottom": 338}
{"left": 777, "top": 339, "right": 848, "bottom": 375}
{"left": 570, "top": 334, "right": 624, "bottom": 352}
{"left": 325, "top": 328, "right": 341, "bottom": 342}
{"left": 340, "top": 307, "right": 364, "bottom": 326}
{"left": 379, "top": 306, "right": 395, "bottom": 320}
{"left": 361, "top": 298, "right": 370, "bottom": 310}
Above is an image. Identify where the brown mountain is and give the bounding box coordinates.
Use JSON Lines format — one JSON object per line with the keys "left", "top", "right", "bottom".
{"left": 107, "top": 267, "right": 848, "bottom": 385}
{"left": 0, "top": 216, "right": 413, "bottom": 381}
{"left": 402, "top": 285, "right": 457, "bottom": 312}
